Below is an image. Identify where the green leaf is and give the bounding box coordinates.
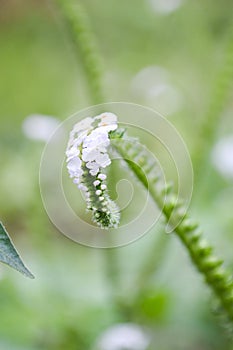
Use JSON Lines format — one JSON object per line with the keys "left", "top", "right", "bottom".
{"left": 0, "top": 222, "right": 34, "bottom": 279}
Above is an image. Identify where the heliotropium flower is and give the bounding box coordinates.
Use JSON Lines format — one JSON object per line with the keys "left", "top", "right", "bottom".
{"left": 66, "top": 112, "right": 120, "bottom": 229}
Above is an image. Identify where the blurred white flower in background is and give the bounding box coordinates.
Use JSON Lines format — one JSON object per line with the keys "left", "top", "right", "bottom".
{"left": 95, "top": 323, "right": 150, "bottom": 350}
{"left": 22, "top": 114, "right": 60, "bottom": 142}
{"left": 212, "top": 136, "right": 233, "bottom": 179}
{"left": 131, "top": 66, "right": 183, "bottom": 116}
{"left": 148, "top": 0, "right": 183, "bottom": 15}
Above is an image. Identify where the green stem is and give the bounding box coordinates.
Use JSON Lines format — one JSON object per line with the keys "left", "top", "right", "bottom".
{"left": 56, "top": 0, "right": 124, "bottom": 316}
{"left": 56, "top": 0, "right": 233, "bottom": 331}
{"left": 103, "top": 247, "right": 130, "bottom": 319}
{"left": 113, "top": 137, "right": 233, "bottom": 325}
{"left": 193, "top": 26, "right": 233, "bottom": 179}
{"left": 135, "top": 225, "right": 169, "bottom": 298}
{"left": 56, "top": 0, "right": 104, "bottom": 104}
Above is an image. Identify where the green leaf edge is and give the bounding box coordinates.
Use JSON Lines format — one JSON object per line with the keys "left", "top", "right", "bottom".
{"left": 0, "top": 222, "right": 34, "bottom": 279}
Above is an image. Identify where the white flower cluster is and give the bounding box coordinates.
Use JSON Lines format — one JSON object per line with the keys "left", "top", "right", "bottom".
{"left": 66, "top": 112, "right": 120, "bottom": 229}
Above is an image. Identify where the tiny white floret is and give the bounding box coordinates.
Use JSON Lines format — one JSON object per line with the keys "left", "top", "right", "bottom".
{"left": 98, "top": 173, "right": 107, "bottom": 180}
{"left": 93, "top": 180, "right": 100, "bottom": 186}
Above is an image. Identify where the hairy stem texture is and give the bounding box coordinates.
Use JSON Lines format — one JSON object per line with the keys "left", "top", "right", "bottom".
{"left": 113, "top": 137, "right": 233, "bottom": 325}
{"left": 56, "top": 0, "right": 104, "bottom": 104}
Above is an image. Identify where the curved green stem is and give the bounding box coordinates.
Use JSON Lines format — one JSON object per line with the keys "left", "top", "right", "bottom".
{"left": 56, "top": 0, "right": 233, "bottom": 331}
{"left": 113, "top": 136, "right": 233, "bottom": 325}
{"left": 56, "top": 0, "right": 104, "bottom": 104}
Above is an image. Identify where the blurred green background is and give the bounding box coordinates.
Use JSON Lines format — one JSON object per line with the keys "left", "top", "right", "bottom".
{"left": 1, "top": 0, "right": 233, "bottom": 349}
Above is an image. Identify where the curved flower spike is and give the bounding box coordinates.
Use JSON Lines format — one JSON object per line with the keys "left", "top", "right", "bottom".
{"left": 66, "top": 113, "right": 120, "bottom": 229}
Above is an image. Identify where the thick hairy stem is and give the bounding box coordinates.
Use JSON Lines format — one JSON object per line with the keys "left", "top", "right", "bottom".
{"left": 56, "top": 0, "right": 104, "bottom": 104}
{"left": 113, "top": 137, "right": 233, "bottom": 325}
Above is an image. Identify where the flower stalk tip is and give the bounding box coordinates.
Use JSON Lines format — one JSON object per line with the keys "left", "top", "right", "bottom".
{"left": 66, "top": 113, "right": 120, "bottom": 229}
